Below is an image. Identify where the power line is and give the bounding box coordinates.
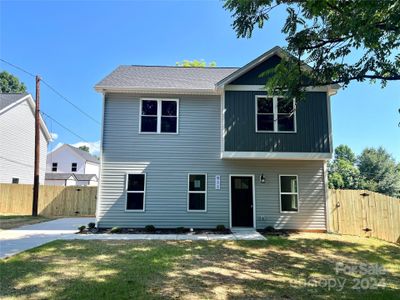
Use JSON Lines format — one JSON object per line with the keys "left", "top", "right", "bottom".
{"left": 0, "top": 58, "right": 36, "bottom": 78}
{"left": 41, "top": 79, "right": 101, "bottom": 125}
{"left": 41, "top": 111, "right": 89, "bottom": 142}
{"left": 1, "top": 57, "right": 100, "bottom": 126}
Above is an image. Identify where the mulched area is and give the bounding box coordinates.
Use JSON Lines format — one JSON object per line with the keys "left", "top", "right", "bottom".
{"left": 79, "top": 227, "right": 232, "bottom": 235}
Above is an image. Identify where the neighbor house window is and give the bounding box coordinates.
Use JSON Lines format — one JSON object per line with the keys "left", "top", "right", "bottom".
{"left": 140, "top": 99, "right": 178, "bottom": 133}
{"left": 12, "top": 178, "right": 19, "bottom": 184}
{"left": 188, "top": 174, "right": 207, "bottom": 211}
{"left": 52, "top": 163, "right": 58, "bottom": 172}
{"left": 256, "top": 96, "right": 296, "bottom": 132}
{"left": 71, "top": 163, "right": 77, "bottom": 172}
{"left": 279, "top": 175, "right": 298, "bottom": 212}
{"left": 126, "top": 174, "right": 146, "bottom": 211}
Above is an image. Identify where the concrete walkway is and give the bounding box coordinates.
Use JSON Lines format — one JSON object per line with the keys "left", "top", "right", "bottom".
{"left": 0, "top": 219, "right": 265, "bottom": 259}
{"left": 0, "top": 218, "right": 94, "bottom": 259}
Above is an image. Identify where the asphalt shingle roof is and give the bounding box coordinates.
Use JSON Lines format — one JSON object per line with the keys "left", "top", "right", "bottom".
{"left": 0, "top": 93, "right": 28, "bottom": 110}
{"left": 95, "top": 66, "right": 238, "bottom": 91}
{"left": 65, "top": 145, "right": 99, "bottom": 164}
{"left": 45, "top": 173, "right": 76, "bottom": 180}
{"left": 75, "top": 174, "right": 97, "bottom": 181}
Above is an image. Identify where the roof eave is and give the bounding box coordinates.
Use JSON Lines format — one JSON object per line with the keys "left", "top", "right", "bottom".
{"left": 94, "top": 86, "right": 221, "bottom": 95}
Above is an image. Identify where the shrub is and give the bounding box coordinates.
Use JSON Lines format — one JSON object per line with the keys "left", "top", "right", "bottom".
{"left": 110, "top": 226, "right": 122, "bottom": 233}
{"left": 176, "top": 227, "right": 187, "bottom": 233}
{"left": 264, "top": 226, "right": 275, "bottom": 232}
{"left": 88, "top": 222, "right": 96, "bottom": 229}
{"left": 216, "top": 225, "right": 226, "bottom": 232}
{"left": 145, "top": 225, "right": 156, "bottom": 233}
{"left": 78, "top": 225, "right": 86, "bottom": 233}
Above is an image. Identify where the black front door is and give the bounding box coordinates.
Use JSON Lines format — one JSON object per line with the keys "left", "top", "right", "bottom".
{"left": 231, "top": 176, "right": 254, "bottom": 227}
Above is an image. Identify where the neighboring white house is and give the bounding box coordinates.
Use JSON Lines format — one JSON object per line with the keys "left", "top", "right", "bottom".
{"left": 0, "top": 93, "right": 51, "bottom": 184}
{"left": 45, "top": 144, "right": 99, "bottom": 186}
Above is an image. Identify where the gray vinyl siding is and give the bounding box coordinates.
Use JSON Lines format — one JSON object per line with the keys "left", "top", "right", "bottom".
{"left": 98, "top": 93, "right": 327, "bottom": 230}
{"left": 225, "top": 91, "right": 331, "bottom": 152}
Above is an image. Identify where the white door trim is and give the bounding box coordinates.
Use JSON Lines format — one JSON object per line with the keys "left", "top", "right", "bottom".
{"left": 229, "top": 174, "right": 256, "bottom": 229}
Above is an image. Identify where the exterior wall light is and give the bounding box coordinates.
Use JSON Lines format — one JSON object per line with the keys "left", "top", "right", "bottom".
{"left": 260, "top": 174, "right": 266, "bottom": 184}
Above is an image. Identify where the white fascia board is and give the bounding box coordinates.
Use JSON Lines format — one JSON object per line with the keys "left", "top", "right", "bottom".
{"left": 94, "top": 86, "right": 221, "bottom": 95}
{"left": 221, "top": 151, "right": 332, "bottom": 160}
{"left": 224, "top": 85, "right": 339, "bottom": 95}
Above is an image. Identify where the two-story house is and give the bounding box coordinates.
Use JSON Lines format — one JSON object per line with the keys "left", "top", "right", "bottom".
{"left": 45, "top": 144, "right": 99, "bottom": 186}
{"left": 0, "top": 93, "right": 51, "bottom": 184}
{"left": 94, "top": 46, "right": 338, "bottom": 230}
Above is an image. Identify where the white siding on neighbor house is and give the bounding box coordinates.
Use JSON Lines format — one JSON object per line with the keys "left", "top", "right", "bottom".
{"left": 85, "top": 162, "right": 99, "bottom": 177}
{"left": 46, "top": 147, "right": 86, "bottom": 174}
{"left": 44, "top": 178, "right": 77, "bottom": 186}
{"left": 98, "top": 93, "right": 327, "bottom": 230}
{"left": 0, "top": 100, "right": 48, "bottom": 184}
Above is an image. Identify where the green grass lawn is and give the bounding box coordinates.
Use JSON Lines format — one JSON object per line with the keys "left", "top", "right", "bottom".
{"left": 0, "top": 233, "right": 399, "bottom": 299}
{"left": 0, "top": 215, "right": 53, "bottom": 230}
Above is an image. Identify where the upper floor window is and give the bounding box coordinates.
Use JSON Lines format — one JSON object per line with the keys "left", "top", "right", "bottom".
{"left": 52, "top": 162, "right": 58, "bottom": 172}
{"left": 256, "top": 96, "right": 296, "bottom": 133}
{"left": 71, "top": 163, "right": 77, "bottom": 172}
{"left": 140, "top": 99, "right": 179, "bottom": 134}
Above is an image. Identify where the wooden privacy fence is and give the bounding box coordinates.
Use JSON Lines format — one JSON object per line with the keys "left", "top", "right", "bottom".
{"left": 0, "top": 184, "right": 97, "bottom": 216}
{"left": 328, "top": 189, "right": 400, "bottom": 244}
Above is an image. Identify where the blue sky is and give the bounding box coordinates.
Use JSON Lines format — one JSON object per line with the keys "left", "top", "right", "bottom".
{"left": 1, "top": 0, "right": 399, "bottom": 160}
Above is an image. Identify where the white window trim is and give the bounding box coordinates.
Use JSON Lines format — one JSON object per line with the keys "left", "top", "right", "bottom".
{"left": 125, "top": 172, "right": 146, "bottom": 212}
{"left": 71, "top": 162, "right": 77, "bottom": 172}
{"left": 279, "top": 174, "right": 299, "bottom": 213}
{"left": 255, "top": 95, "right": 297, "bottom": 133}
{"left": 139, "top": 98, "right": 179, "bottom": 134}
{"left": 187, "top": 173, "right": 207, "bottom": 212}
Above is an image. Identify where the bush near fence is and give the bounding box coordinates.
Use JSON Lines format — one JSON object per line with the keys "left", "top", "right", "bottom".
{"left": 328, "top": 189, "right": 400, "bottom": 244}
{"left": 0, "top": 184, "right": 97, "bottom": 216}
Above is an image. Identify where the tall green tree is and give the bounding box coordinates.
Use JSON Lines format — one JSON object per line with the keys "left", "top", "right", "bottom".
{"left": 0, "top": 71, "right": 27, "bottom": 93}
{"left": 358, "top": 147, "right": 400, "bottom": 197}
{"left": 224, "top": 0, "right": 400, "bottom": 100}
{"left": 328, "top": 145, "right": 360, "bottom": 189}
{"left": 176, "top": 60, "right": 217, "bottom": 67}
{"left": 78, "top": 145, "right": 90, "bottom": 153}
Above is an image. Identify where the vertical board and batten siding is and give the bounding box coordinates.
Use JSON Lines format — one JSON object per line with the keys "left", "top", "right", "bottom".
{"left": 98, "top": 93, "right": 327, "bottom": 229}
{"left": 0, "top": 100, "right": 48, "bottom": 184}
{"left": 224, "top": 91, "right": 331, "bottom": 152}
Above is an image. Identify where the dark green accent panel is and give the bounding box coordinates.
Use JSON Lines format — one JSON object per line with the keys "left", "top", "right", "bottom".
{"left": 230, "top": 55, "right": 281, "bottom": 85}
{"left": 225, "top": 91, "right": 331, "bottom": 152}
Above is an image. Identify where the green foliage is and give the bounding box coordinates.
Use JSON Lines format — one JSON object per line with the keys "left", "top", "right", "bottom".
{"left": 87, "top": 222, "right": 96, "bottom": 229}
{"left": 334, "top": 145, "right": 357, "bottom": 164}
{"left": 215, "top": 224, "right": 226, "bottom": 231}
{"left": 176, "top": 227, "right": 188, "bottom": 233}
{"left": 0, "top": 71, "right": 27, "bottom": 93}
{"left": 110, "top": 226, "right": 122, "bottom": 233}
{"left": 328, "top": 145, "right": 400, "bottom": 197}
{"left": 144, "top": 225, "right": 156, "bottom": 232}
{"left": 78, "top": 225, "right": 86, "bottom": 233}
{"left": 358, "top": 147, "right": 400, "bottom": 197}
{"left": 78, "top": 145, "right": 90, "bottom": 152}
{"left": 176, "top": 60, "right": 217, "bottom": 67}
{"left": 224, "top": 0, "right": 400, "bottom": 100}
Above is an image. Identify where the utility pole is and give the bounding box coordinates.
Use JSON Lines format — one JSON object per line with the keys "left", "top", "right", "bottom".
{"left": 32, "top": 75, "right": 41, "bottom": 216}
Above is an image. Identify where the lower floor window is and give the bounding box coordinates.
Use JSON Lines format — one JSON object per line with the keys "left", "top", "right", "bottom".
{"left": 280, "top": 175, "right": 298, "bottom": 212}
{"left": 188, "top": 174, "right": 207, "bottom": 211}
{"left": 12, "top": 177, "right": 19, "bottom": 184}
{"left": 126, "top": 173, "right": 146, "bottom": 211}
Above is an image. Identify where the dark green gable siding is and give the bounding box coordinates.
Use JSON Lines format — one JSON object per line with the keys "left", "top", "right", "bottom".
{"left": 230, "top": 55, "right": 281, "bottom": 85}
{"left": 224, "top": 91, "right": 331, "bottom": 152}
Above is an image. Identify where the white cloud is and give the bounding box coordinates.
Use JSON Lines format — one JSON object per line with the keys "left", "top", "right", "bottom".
{"left": 71, "top": 141, "right": 100, "bottom": 155}
{"left": 50, "top": 132, "right": 58, "bottom": 140}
